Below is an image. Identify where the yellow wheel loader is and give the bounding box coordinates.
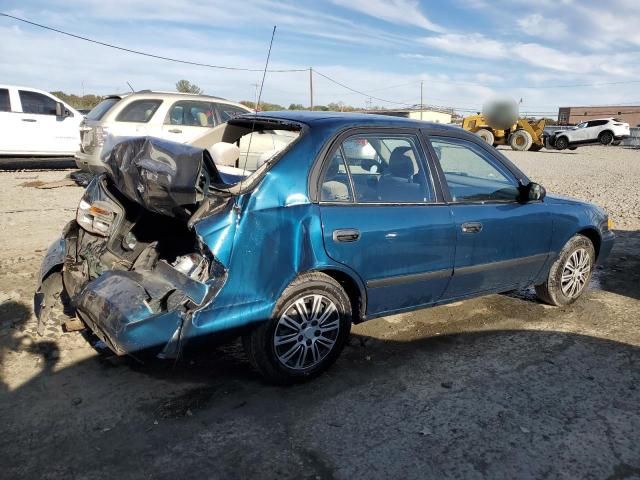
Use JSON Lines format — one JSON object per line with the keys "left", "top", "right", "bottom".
{"left": 462, "top": 114, "right": 547, "bottom": 151}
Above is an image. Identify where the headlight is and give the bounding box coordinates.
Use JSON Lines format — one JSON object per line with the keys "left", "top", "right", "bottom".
{"left": 76, "top": 197, "right": 116, "bottom": 236}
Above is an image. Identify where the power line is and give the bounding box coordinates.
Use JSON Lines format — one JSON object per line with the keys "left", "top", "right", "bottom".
{"left": 5, "top": 12, "right": 640, "bottom": 111}
{"left": 0, "top": 12, "right": 307, "bottom": 73}
{"left": 313, "top": 69, "right": 414, "bottom": 106}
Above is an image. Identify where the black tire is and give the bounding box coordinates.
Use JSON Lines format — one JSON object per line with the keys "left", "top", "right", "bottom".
{"left": 509, "top": 130, "right": 533, "bottom": 151}
{"left": 475, "top": 129, "right": 495, "bottom": 145}
{"left": 555, "top": 136, "right": 569, "bottom": 150}
{"left": 243, "top": 272, "right": 352, "bottom": 384}
{"left": 599, "top": 131, "right": 614, "bottom": 145}
{"left": 535, "top": 235, "right": 596, "bottom": 306}
{"left": 529, "top": 143, "right": 543, "bottom": 152}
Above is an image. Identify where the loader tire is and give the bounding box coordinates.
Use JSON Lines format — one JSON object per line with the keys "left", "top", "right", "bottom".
{"left": 529, "top": 143, "right": 543, "bottom": 152}
{"left": 509, "top": 130, "right": 533, "bottom": 151}
{"left": 475, "top": 129, "right": 495, "bottom": 146}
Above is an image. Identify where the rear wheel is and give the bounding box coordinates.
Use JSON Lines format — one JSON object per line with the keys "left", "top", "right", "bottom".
{"left": 509, "top": 130, "right": 533, "bottom": 151}
{"left": 475, "top": 129, "right": 495, "bottom": 146}
{"left": 599, "top": 131, "right": 614, "bottom": 145}
{"left": 555, "top": 136, "right": 569, "bottom": 150}
{"left": 535, "top": 234, "right": 595, "bottom": 306}
{"left": 243, "top": 272, "right": 352, "bottom": 384}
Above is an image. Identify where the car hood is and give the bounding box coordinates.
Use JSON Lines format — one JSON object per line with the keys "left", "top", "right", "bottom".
{"left": 544, "top": 193, "right": 584, "bottom": 205}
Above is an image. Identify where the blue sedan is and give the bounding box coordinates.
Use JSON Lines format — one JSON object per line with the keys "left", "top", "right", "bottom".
{"left": 36, "top": 111, "right": 614, "bottom": 383}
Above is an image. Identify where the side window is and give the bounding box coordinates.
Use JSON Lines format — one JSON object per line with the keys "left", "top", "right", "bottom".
{"left": 324, "top": 133, "right": 433, "bottom": 204}
{"left": 0, "top": 89, "right": 10, "bottom": 112}
{"left": 430, "top": 136, "right": 519, "bottom": 203}
{"left": 320, "top": 150, "right": 353, "bottom": 202}
{"left": 216, "top": 104, "right": 249, "bottom": 122}
{"left": 115, "top": 99, "right": 162, "bottom": 123}
{"left": 166, "top": 101, "right": 216, "bottom": 127}
{"left": 19, "top": 90, "right": 57, "bottom": 115}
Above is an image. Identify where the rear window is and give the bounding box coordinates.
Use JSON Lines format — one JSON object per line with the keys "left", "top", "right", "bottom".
{"left": 86, "top": 97, "right": 120, "bottom": 121}
{"left": 0, "top": 89, "right": 10, "bottom": 112}
{"left": 115, "top": 99, "right": 162, "bottom": 123}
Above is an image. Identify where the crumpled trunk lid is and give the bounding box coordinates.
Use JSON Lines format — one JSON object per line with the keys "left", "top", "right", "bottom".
{"left": 102, "top": 136, "right": 222, "bottom": 218}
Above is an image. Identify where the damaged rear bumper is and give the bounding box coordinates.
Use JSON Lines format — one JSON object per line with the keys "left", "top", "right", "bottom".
{"left": 36, "top": 221, "right": 226, "bottom": 359}
{"left": 74, "top": 261, "right": 211, "bottom": 357}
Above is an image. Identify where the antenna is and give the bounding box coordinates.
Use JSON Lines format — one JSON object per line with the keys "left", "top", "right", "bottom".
{"left": 126, "top": 81, "right": 135, "bottom": 92}
{"left": 239, "top": 25, "right": 277, "bottom": 192}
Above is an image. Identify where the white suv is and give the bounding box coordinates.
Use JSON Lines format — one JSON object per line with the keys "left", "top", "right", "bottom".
{"left": 76, "top": 91, "right": 252, "bottom": 173}
{"left": 0, "top": 85, "right": 82, "bottom": 156}
{"left": 549, "top": 118, "right": 630, "bottom": 150}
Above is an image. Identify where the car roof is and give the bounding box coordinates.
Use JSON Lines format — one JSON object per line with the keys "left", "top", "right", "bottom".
{"left": 248, "top": 110, "right": 459, "bottom": 131}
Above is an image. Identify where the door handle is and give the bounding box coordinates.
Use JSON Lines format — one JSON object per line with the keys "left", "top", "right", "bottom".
{"left": 333, "top": 228, "right": 360, "bottom": 243}
{"left": 22, "top": 118, "right": 37, "bottom": 122}
{"left": 461, "top": 222, "right": 483, "bottom": 233}
{"left": 168, "top": 128, "right": 182, "bottom": 133}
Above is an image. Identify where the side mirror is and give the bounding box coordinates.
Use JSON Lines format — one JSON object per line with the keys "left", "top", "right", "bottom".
{"left": 521, "top": 181, "right": 546, "bottom": 202}
{"left": 55, "top": 102, "right": 73, "bottom": 117}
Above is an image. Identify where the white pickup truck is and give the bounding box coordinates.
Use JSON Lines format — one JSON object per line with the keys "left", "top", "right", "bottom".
{"left": 0, "top": 85, "right": 82, "bottom": 156}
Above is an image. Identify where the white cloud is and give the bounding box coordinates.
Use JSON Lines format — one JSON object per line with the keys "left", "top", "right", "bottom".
{"left": 331, "top": 0, "right": 445, "bottom": 32}
{"left": 517, "top": 14, "right": 568, "bottom": 40}
{"left": 420, "top": 34, "right": 507, "bottom": 59}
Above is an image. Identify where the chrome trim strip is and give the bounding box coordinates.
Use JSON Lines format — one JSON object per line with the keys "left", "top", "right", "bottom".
{"left": 454, "top": 253, "right": 549, "bottom": 275}
{"left": 367, "top": 268, "right": 452, "bottom": 288}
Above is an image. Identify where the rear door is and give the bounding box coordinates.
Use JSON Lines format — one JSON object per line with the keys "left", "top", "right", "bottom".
{"left": 425, "top": 132, "right": 552, "bottom": 299}
{"left": 317, "top": 128, "right": 455, "bottom": 316}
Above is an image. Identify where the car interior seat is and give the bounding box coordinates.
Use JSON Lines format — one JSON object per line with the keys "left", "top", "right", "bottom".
{"left": 377, "top": 147, "right": 425, "bottom": 202}
{"left": 197, "top": 112, "right": 208, "bottom": 127}
{"left": 321, "top": 157, "right": 350, "bottom": 202}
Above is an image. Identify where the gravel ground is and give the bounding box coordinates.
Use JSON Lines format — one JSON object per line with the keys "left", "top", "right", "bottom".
{"left": 501, "top": 145, "right": 640, "bottom": 230}
{"left": 1, "top": 146, "right": 639, "bottom": 479}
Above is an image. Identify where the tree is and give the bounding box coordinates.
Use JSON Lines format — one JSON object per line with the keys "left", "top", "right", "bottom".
{"left": 50, "top": 91, "right": 102, "bottom": 109}
{"left": 239, "top": 100, "right": 284, "bottom": 111}
{"left": 175, "top": 80, "right": 203, "bottom": 95}
{"left": 288, "top": 103, "right": 306, "bottom": 110}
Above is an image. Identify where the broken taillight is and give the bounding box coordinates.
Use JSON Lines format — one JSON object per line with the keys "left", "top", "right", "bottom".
{"left": 76, "top": 198, "right": 116, "bottom": 236}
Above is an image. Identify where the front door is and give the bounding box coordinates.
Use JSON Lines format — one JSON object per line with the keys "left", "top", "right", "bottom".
{"left": 426, "top": 134, "right": 552, "bottom": 299}
{"left": 318, "top": 130, "right": 455, "bottom": 316}
{"left": 160, "top": 100, "right": 218, "bottom": 144}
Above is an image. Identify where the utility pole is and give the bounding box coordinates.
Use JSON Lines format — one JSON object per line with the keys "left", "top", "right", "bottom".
{"left": 309, "top": 67, "right": 314, "bottom": 111}
{"left": 420, "top": 80, "right": 424, "bottom": 120}
{"left": 251, "top": 82, "right": 260, "bottom": 111}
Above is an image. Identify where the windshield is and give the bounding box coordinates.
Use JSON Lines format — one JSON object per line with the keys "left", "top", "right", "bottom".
{"left": 86, "top": 97, "right": 120, "bottom": 121}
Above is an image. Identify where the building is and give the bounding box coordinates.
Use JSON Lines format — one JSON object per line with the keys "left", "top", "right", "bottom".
{"left": 361, "top": 107, "right": 452, "bottom": 124}
{"left": 558, "top": 106, "right": 640, "bottom": 127}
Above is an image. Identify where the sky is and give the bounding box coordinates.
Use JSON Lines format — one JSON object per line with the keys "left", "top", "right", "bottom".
{"left": 1, "top": 0, "right": 640, "bottom": 116}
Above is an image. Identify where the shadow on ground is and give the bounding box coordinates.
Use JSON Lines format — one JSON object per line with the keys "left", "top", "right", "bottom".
{"left": 595, "top": 229, "right": 640, "bottom": 300}
{"left": 1, "top": 228, "right": 639, "bottom": 479}
{"left": 1, "top": 299, "right": 639, "bottom": 479}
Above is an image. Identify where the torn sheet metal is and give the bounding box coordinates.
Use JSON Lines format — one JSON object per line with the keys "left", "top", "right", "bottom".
{"left": 102, "top": 136, "right": 218, "bottom": 218}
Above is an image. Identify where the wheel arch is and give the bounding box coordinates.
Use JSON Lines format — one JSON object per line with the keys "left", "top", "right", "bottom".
{"left": 576, "top": 227, "right": 602, "bottom": 260}
{"left": 312, "top": 268, "right": 366, "bottom": 323}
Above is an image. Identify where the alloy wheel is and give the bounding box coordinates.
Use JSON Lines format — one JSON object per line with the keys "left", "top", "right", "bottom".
{"left": 560, "top": 248, "right": 591, "bottom": 298}
{"left": 273, "top": 294, "right": 341, "bottom": 370}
